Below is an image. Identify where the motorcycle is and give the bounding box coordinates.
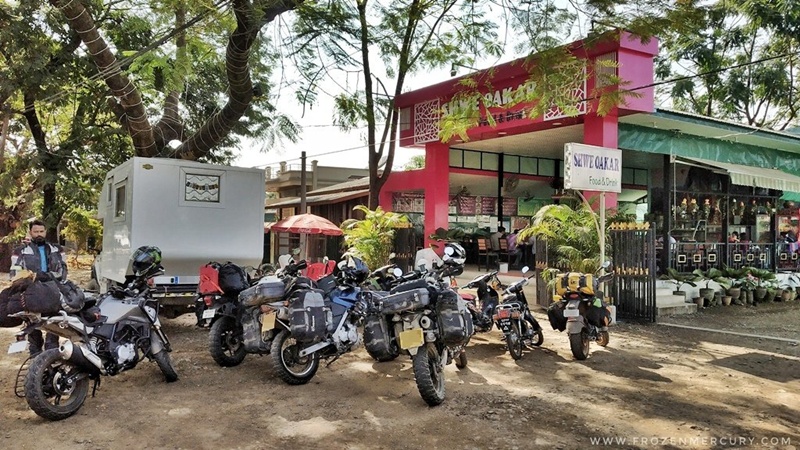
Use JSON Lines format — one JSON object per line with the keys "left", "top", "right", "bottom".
{"left": 458, "top": 271, "right": 501, "bottom": 332}
{"left": 547, "top": 261, "right": 614, "bottom": 360}
{"left": 208, "top": 255, "right": 368, "bottom": 386}
{"left": 364, "top": 243, "right": 473, "bottom": 406}
{"left": 206, "top": 257, "right": 308, "bottom": 368}
{"left": 493, "top": 267, "right": 543, "bottom": 360}
{"left": 8, "top": 246, "right": 178, "bottom": 421}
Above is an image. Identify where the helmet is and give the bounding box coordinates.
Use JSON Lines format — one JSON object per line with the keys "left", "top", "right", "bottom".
{"left": 131, "top": 246, "right": 162, "bottom": 277}
{"left": 340, "top": 256, "right": 369, "bottom": 284}
{"left": 443, "top": 242, "right": 466, "bottom": 266}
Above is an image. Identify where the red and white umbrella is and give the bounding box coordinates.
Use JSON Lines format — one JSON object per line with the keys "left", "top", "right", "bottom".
{"left": 269, "top": 213, "right": 343, "bottom": 236}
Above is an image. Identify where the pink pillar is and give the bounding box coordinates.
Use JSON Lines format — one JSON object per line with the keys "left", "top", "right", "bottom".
{"left": 423, "top": 142, "right": 450, "bottom": 250}
{"left": 582, "top": 113, "right": 619, "bottom": 208}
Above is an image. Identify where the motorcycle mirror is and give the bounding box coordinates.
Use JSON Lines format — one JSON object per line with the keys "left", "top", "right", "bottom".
{"left": 323, "top": 256, "right": 329, "bottom": 264}
{"left": 600, "top": 260, "right": 612, "bottom": 271}
{"left": 392, "top": 267, "right": 403, "bottom": 277}
{"left": 521, "top": 266, "right": 530, "bottom": 274}
{"left": 338, "top": 260, "right": 348, "bottom": 270}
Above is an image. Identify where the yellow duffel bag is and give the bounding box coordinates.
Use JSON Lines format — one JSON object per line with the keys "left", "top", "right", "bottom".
{"left": 554, "top": 272, "right": 595, "bottom": 296}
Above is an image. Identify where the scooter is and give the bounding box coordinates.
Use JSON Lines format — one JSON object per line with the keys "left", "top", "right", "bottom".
{"left": 458, "top": 271, "right": 501, "bottom": 332}
{"left": 493, "top": 267, "right": 543, "bottom": 360}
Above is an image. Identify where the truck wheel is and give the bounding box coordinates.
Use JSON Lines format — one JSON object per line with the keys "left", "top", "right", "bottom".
{"left": 209, "top": 317, "right": 247, "bottom": 367}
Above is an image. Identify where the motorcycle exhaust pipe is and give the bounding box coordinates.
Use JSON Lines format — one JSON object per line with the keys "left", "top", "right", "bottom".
{"left": 59, "top": 340, "right": 105, "bottom": 375}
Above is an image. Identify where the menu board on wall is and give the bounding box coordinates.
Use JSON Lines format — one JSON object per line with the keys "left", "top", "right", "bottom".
{"left": 457, "top": 196, "right": 477, "bottom": 215}
{"left": 448, "top": 195, "right": 458, "bottom": 214}
{"left": 481, "top": 196, "right": 497, "bottom": 215}
{"left": 502, "top": 197, "right": 518, "bottom": 216}
{"left": 393, "top": 192, "right": 425, "bottom": 213}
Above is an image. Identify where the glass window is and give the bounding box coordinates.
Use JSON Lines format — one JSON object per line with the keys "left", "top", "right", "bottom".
{"left": 503, "top": 155, "right": 520, "bottom": 173}
{"left": 482, "top": 153, "right": 498, "bottom": 171}
{"left": 520, "top": 157, "right": 538, "bottom": 175}
{"left": 634, "top": 169, "right": 649, "bottom": 186}
{"left": 622, "top": 168, "right": 634, "bottom": 185}
{"left": 114, "top": 184, "right": 126, "bottom": 218}
{"left": 449, "top": 149, "right": 463, "bottom": 167}
{"left": 539, "top": 158, "right": 554, "bottom": 177}
{"left": 463, "top": 150, "right": 481, "bottom": 169}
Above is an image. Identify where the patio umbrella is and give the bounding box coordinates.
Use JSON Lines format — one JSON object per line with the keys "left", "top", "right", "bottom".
{"left": 270, "top": 213, "right": 343, "bottom": 236}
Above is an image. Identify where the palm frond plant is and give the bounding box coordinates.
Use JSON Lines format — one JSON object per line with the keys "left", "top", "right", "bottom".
{"left": 340, "top": 206, "right": 409, "bottom": 271}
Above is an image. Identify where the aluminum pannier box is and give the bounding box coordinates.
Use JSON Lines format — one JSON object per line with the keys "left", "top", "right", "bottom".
{"left": 379, "top": 287, "right": 430, "bottom": 314}
{"left": 239, "top": 276, "right": 285, "bottom": 307}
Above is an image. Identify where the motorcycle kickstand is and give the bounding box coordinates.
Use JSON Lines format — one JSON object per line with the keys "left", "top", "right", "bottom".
{"left": 91, "top": 377, "right": 101, "bottom": 397}
{"left": 325, "top": 354, "right": 340, "bottom": 368}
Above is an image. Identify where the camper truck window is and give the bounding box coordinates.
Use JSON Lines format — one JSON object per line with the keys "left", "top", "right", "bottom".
{"left": 114, "top": 184, "right": 126, "bottom": 218}
{"left": 184, "top": 173, "right": 221, "bottom": 203}
{"left": 107, "top": 181, "right": 112, "bottom": 203}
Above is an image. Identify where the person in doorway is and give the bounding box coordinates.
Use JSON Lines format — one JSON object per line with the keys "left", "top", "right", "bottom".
{"left": 507, "top": 229, "right": 524, "bottom": 268}
{"left": 728, "top": 231, "right": 740, "bottom": 243}
{"left": 10, "top": 220, "right": 68, "bottom": 355}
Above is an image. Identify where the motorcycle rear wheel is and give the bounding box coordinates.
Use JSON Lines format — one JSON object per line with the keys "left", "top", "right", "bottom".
{"left": 153, "top": 350, "right": 179, "bottom": 382}
{"left": 597, "top": 330, "right": 610, "bottom": 347}
{"left": 270, "top": 330, "right": 319, "bottom": 385}
{"left": 412, "top": 344, "right": 445, "bottom": 406}
{"left": 209, "top": 316, "right": 247, "bottom": 367}
{"left": 25, "top": 349, "right": 90, "bottom": 421}
{"left": 569, "top": 329, "right": 590, "bottom": 360}
{"left": 507, "top": 323, "right": 523, "bottom": 360}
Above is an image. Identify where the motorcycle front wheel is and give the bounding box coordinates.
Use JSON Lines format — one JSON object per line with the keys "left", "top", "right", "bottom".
{"left": 412, "top": 343, "right": 445, "bottom": 406}
{"left": 569, "top": 329, "right": 590, "bottom": 360}
{"left": 270, "top": 330, "right": 319, "bottom": 385}
{"left": 153, "top": 350, "right": 179, "bottom": 382}
{"left": 209, "top": 316, "right": 247, "bottom": 367}
{"left": 25, "top": 349, "right": 90, "bottom": 421}
{"left": 507, "top": 322, "right": 523, "bottom": 360}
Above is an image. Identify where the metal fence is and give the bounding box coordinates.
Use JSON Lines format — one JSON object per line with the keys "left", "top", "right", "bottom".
{"left": 609, "top": 225, "right": 657, "bottom": 323}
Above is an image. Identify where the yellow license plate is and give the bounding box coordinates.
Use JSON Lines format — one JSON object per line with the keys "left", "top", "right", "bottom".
{"left": 261, "top": 312, "right": 276, "bottom": 333}
{"left": 398, "top": 329, "right": 424, "bottom": 350}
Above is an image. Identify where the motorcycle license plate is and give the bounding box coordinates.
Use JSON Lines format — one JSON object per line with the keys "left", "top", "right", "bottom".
{"left": 7, "top": 340, "right": 27, "bottom": 354}
{"left": 261, "top": 312, "right": 276, "bottom": 333}
{"left": 201, "top": 308, "right": 216, "bottom": 320}
{"left": 498, "top": 319, "right": 511, "bottom": 332}
{"left": 564, "top": 309, "right": 580, "bottom": 317}
{"left": 398, "top": 329, "right": 424, "bottom": 350}
{"left": 496, "top": 309, "right": 512, "bottom": 319}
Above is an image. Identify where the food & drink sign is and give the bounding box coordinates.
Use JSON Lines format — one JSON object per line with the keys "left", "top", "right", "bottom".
{"left": 563, "top": 143, "right": 622, "bottom": 193}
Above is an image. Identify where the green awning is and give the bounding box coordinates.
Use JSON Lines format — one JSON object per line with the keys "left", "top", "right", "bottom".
{"left": 780, "top": 191, "right": 800, "bottom": 202}
{"left": 683, "top": 157, "right": 800, "bottom": 192}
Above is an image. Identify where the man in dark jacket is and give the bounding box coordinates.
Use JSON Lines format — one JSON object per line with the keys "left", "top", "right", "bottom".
{"left": 9, "top": 220, "right": 68, "bottom": 355}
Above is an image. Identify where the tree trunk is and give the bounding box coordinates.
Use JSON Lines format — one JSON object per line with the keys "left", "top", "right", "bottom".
{"left": 22, "top": 92, "right": 59, "bottom": 240}
{"left": 154, "top": 4, "right": 187, "bottom": 151}
{"left": 50, "top": 0, "right": 157, "bottom": 157}
{"left": 177, "top": 0, "right": 302, "bottom": 159}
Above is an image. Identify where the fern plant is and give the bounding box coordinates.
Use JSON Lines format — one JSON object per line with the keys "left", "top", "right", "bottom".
{"left": 340, "top": 206, "right": 409, "bottom": 271}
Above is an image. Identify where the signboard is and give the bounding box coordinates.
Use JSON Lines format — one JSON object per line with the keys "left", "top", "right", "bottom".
{"left": 457, "top": 195, "right": 477, "bottom": 215}
{"left": 448, "top": 195, "right": 458, "bottom": 214}
{"left": 502, "top": 197, "right": 518, "bottom": 216}
{"left": 563, "top": 143, "right": 622, "bottom": 193}
{"left": 393, "top": 192, "right": 425, "bottom": 213}
{"left": 480, "top": 197, "right": 497, "bottom": 215}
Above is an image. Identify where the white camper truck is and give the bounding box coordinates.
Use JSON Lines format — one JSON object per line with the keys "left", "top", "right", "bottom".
{"left": 94, "top": 157, "right": 266, "bottom": 316}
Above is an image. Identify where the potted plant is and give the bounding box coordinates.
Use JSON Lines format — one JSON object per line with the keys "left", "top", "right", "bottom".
{"left": 722, "top": 266, "right": 746, "bottom": 303}
{"left": 692, "top": 268, "right": 729, "bottom": 307}
{"left": 659, "top": 268, "right": 696, "bottom": 300}
{"left": 746, "top": 267, "right": 777, "bottom": 303}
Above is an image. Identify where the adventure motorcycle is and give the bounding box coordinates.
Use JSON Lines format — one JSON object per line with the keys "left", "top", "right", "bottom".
{"left": 493, "top": 267, "right": 543, "bottom": 360}
{"left": 8, "top": 246, "right": 177, "bottom": 421}
{"left": 364, "top": 243, "right": 474, "bottom": 406}
{"left": 547, "top": 261, "right": 614, "bottom": 360}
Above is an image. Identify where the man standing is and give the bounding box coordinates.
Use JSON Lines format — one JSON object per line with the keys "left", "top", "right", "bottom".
{"left": 10, "top": 220, "right": 68, "bottom": 355}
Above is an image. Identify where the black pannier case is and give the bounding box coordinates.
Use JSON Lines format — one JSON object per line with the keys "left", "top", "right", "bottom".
{"left": 436, "top": 290, "right": 474, "bottom": 346}
{"left": 363, "top": 313, "right": 395, "bottom": 358}
{"left": 289, "top": 289, "right": 328, "bottom": 343}
{"left": 547, "top": 302, "right": 567, "bottom": 331}
{"left": 218, "top": 262, "right": 249, "bottom": 294}
{"left": 379, "top": 287, "right": 430, "bottom": 314}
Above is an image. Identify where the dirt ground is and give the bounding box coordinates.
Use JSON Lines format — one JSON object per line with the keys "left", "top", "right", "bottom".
{"left": 1, "top": 264, "right": 798, "bottom": 450}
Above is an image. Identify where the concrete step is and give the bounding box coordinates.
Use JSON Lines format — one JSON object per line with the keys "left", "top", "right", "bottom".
{"left": 657, "top": 302, "right": 698, "bottom": 317}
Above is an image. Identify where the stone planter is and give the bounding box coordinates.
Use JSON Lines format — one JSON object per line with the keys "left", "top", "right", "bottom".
{"left": 754, "top": 287, "right": 768, "bottom": 302}
{"left": 693, "top": 297, "right": 705, "bottom": 309}
{"left": 727, "top": 287, "right": 741, "bottom": 302}
{"left": 699, "top": 288, "right": 715, "bottom": 307}
{"left": 780, "top": 289, "right": 794, "bottom": 302}
{"left": 722, "top": 295, "right": 732, "bottom": 306}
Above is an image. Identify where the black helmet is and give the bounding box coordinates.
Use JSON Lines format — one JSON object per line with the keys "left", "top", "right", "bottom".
{"left": 131, "top": 246, "right": 162, "bottom": 277}
{"left": 340, "top": 256, "right": 369, "bottom": 284}
{"left": 443, "top": 242, "right": 466, "bottom": 266}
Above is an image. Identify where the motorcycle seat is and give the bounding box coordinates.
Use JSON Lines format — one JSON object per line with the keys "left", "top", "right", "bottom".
{"left": 459, "top": 292, "right": 476, "bottom": 302}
